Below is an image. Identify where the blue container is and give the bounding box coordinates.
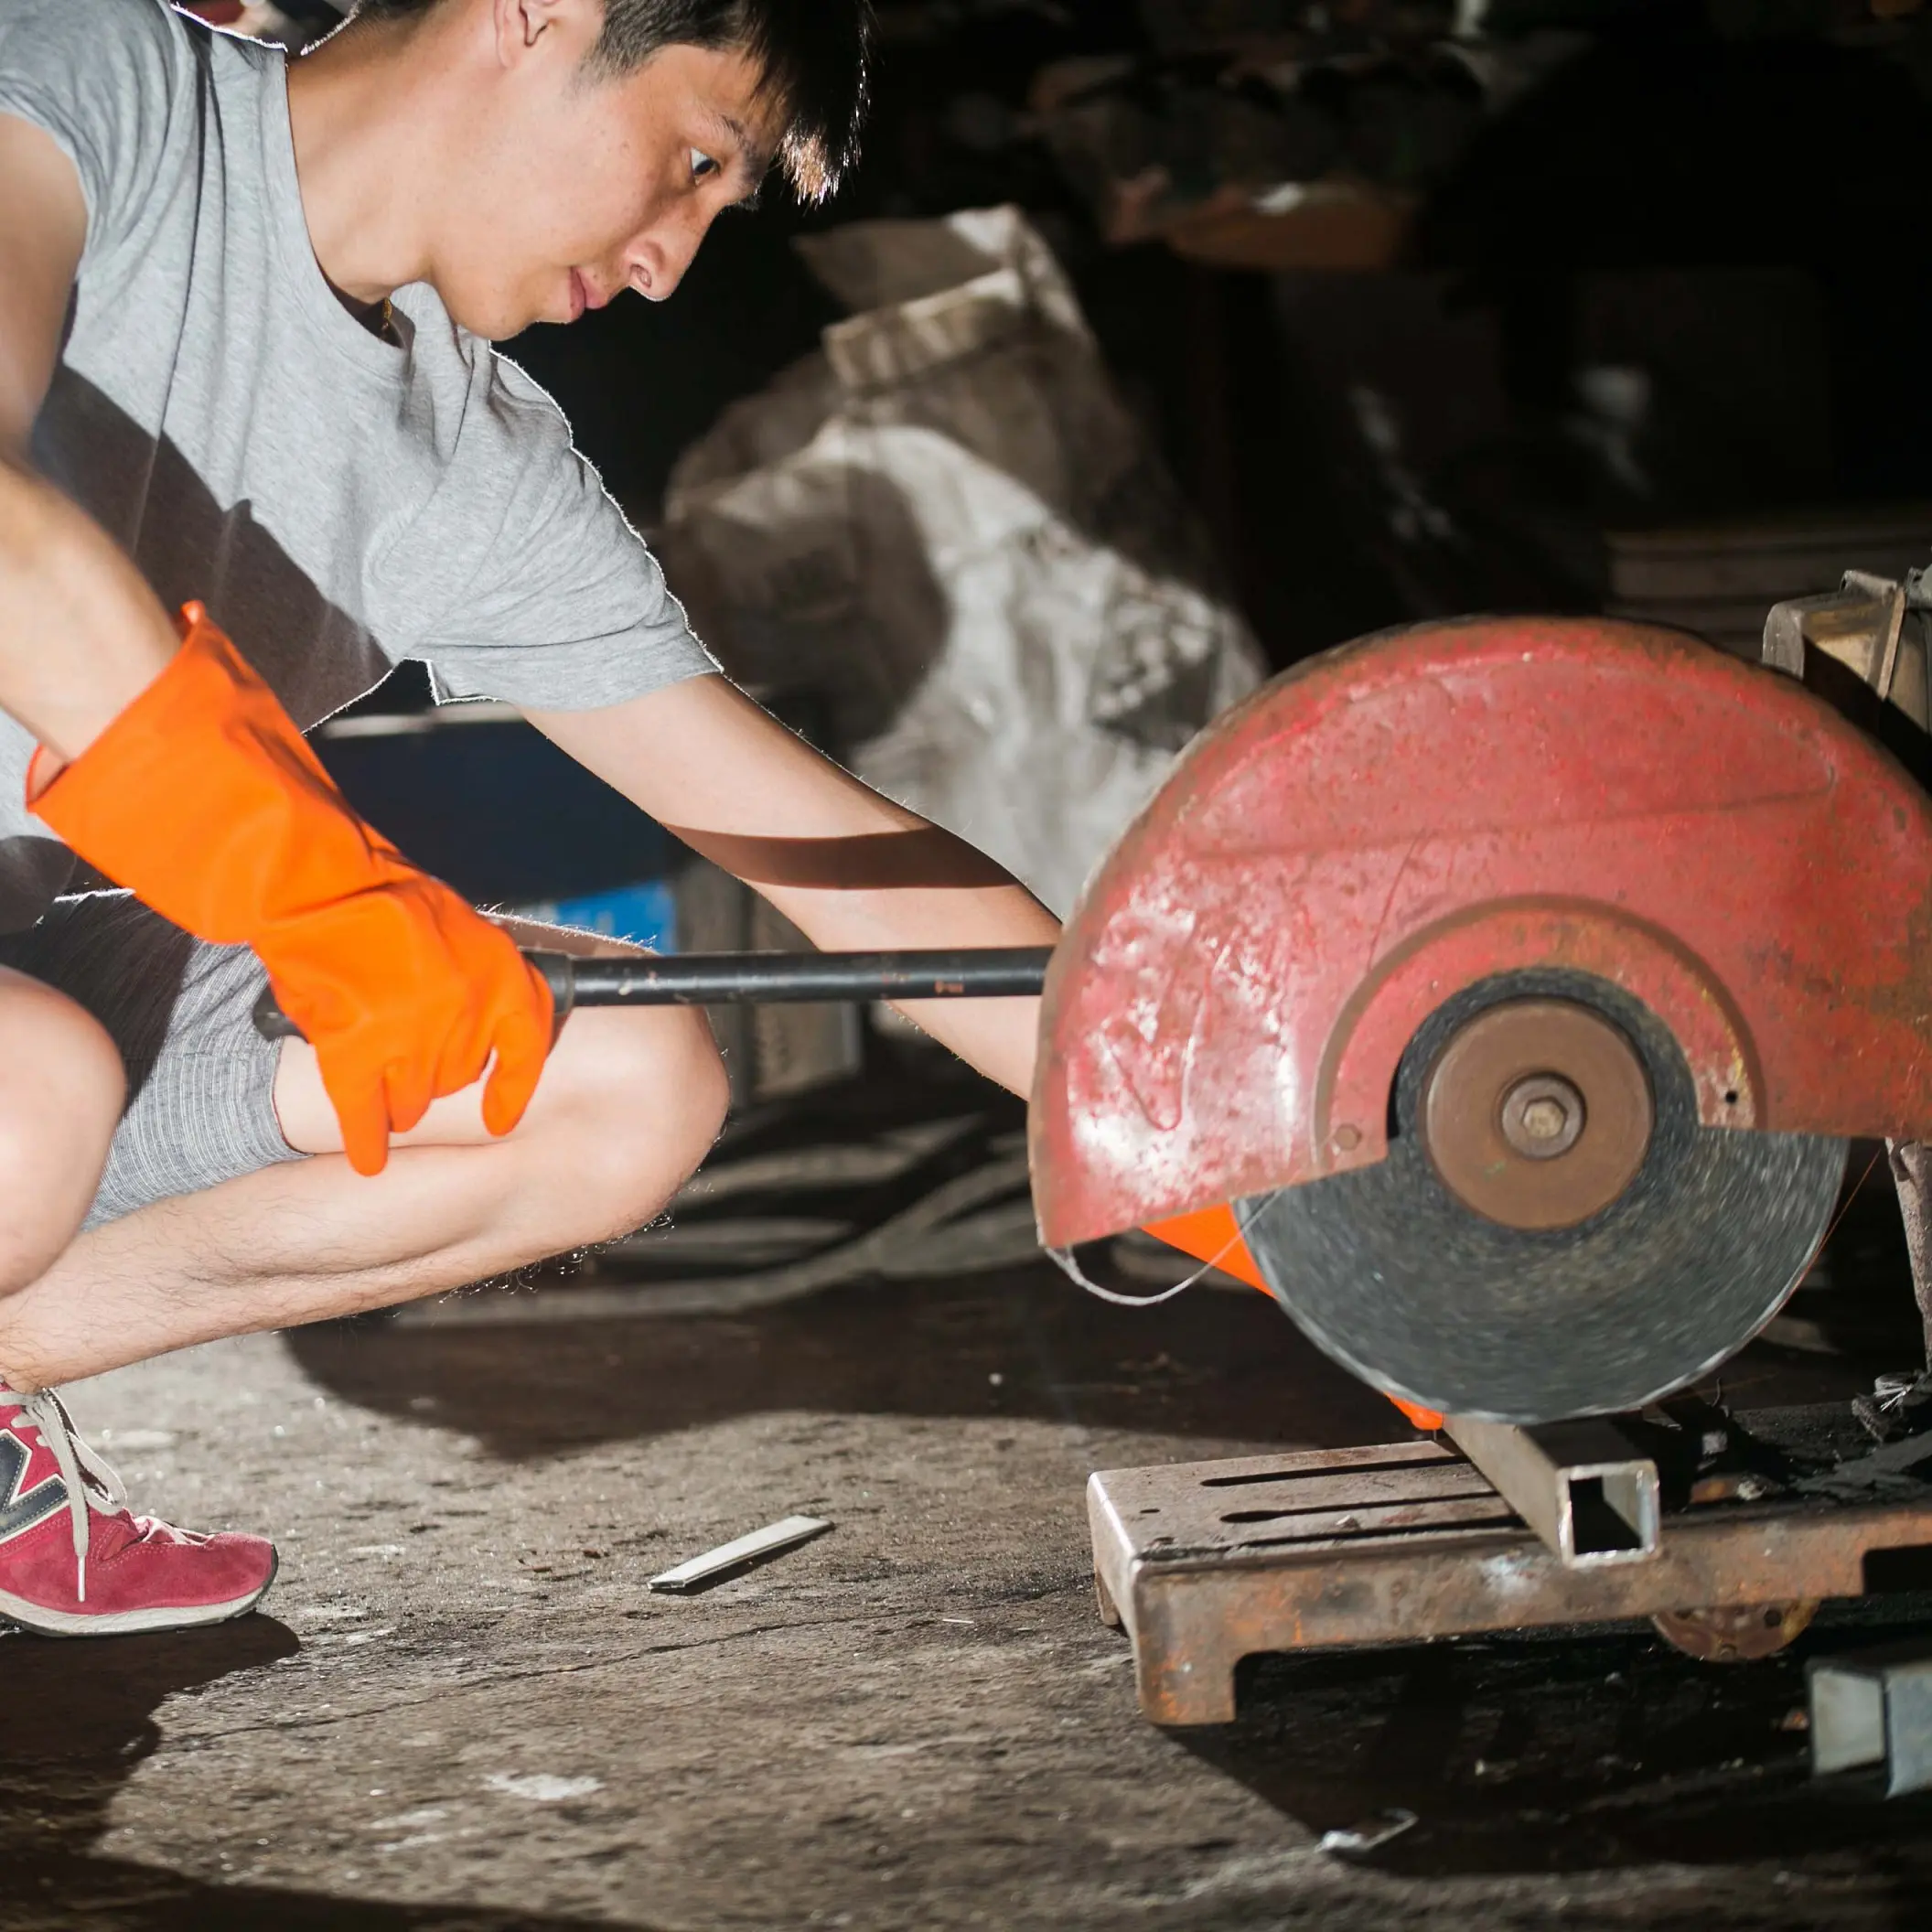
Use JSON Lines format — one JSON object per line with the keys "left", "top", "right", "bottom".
{"left": 316, "top": 707, "right": 681, "bottom": 908}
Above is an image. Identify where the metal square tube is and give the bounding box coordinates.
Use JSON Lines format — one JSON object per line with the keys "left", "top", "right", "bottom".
{"left": 1809, "top": 1642, "right": 1932, "bottom": 1796}
{"left": 1443, "top": 1417, "right": 1660, "bottom": 1567}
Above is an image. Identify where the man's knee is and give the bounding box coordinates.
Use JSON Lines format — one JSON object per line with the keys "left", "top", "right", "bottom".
{"left": 542, "top": 1004, "right": 729, "bottom": 1222}
{"left": 606, "top": 1004, "right": 730, "bottom": 1144}
{"left": 0, "top": 971, "right": 124, "bottom": 1285}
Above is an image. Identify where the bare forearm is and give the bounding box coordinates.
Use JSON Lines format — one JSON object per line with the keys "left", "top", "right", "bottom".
{"left": 759, "top": 860, "right": 1057, "bottom": 1099}
{"left": 0, "top": 456, "right": 177, "bottom": 761}
{"left": 0, "top": 116, "right": 166, "bottom": 758}
{"left": 529, "top": 678, "right": 1061, "bottom": 1099}
{"left": 668, "top": 812, "right": 1056, "bottom": 1096}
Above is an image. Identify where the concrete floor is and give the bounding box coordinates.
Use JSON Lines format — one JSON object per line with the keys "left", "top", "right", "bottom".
{"left": 7, "top": 1257, "right": 1932, "bottom": 1930}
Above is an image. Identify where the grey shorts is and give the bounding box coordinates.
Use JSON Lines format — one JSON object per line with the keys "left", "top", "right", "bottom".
{"left": 0, "top": 892, "right": 300, "bottom": 1229}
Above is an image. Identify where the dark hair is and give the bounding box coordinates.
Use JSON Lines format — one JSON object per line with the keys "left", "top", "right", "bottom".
{"left": 353, "top": 0, "right": 872, "bottom": 200}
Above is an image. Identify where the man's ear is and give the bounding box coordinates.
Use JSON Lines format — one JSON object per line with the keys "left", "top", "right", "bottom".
{"left": 491, "top": 0, "right": 575, "bottom": 65}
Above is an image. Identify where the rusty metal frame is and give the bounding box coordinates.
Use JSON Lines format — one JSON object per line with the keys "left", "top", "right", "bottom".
{"left": 1089, "top": 1440, "right": 1932, "bottom": 1727}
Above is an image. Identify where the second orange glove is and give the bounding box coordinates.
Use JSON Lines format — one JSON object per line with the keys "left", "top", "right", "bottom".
{"left": 32, "top": 604, "right": 553, "bottom": 1175}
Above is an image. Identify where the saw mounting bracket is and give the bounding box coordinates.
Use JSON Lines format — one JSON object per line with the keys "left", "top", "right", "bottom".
{"left": 1761, "top": 567, "right": 1932, "bottom": 730}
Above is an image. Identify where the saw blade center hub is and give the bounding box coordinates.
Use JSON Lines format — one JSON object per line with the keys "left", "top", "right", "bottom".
{"left": 1420, "top": 998, "right": 1654, "bottom": 1230}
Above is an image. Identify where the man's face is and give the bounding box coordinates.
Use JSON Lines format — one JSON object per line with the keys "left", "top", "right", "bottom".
{"left": 437, "top": 2, "right": 781, "bottom": 338}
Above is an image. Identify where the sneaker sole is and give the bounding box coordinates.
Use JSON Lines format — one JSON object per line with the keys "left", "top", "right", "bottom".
{"left": 0, "top": 1548, "right": 277, "bottom": 1637}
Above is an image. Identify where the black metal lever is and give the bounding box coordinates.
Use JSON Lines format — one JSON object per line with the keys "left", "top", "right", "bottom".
{"left": 251, "top": 945, "right": 1054, "bottom": 1043}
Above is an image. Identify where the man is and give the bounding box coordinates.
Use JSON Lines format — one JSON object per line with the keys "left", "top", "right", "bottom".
{"left": 0, "top": 0, "right": 1057, "bottom": 1634}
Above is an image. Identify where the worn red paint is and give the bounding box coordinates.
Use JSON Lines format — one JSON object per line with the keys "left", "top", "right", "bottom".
{"left": 1032, "top": 617, "right": 1932, "bottom": 1250}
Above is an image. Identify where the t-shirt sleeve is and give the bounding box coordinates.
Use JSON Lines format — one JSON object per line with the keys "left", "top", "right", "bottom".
{"left": 383, "top": 350, "right": 721, "bottom": 712}
{"left": 0, "top": 0, "right": 188, "bottom": 265}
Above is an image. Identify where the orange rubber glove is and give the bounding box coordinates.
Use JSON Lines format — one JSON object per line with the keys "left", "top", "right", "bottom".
{"left": 31, "top": 604, "right": 553, "bottom": 1175}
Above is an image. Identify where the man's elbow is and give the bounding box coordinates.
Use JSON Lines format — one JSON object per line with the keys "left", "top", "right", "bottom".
{"left": 0, "top": 456, "right": 93, "bottom": 618}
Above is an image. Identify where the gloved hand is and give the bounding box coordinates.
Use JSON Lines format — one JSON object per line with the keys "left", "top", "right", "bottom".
{"left": 30, "top": 603, "right": 553, "bottom": 1175}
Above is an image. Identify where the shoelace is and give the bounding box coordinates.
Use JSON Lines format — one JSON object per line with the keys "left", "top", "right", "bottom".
{"left": 2, "top": 1386, "right": 127, "bottom": 1604}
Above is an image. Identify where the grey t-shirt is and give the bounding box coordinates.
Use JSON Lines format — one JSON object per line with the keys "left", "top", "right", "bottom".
{"left": 0, "top": 0, "right": 718, "bottom": 929}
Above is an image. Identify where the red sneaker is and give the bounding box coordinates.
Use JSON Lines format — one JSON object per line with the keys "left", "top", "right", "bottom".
{"left": 0, "top": 1385, "right": 276, "bottom": 1636}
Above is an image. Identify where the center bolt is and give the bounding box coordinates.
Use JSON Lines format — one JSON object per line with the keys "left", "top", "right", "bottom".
{"left": 1499, "top": 1073, "right": 1586, "bottom": 1160}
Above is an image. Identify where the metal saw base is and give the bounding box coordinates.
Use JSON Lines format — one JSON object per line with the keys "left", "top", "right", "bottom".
{"left": 1089, "top": 1434, "right": 1932, "bottom": 1726}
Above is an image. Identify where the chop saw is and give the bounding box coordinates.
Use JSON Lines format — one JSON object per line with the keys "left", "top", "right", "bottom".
{"left": 1032, "top": 613, "right": 1932, "bottom": 1424}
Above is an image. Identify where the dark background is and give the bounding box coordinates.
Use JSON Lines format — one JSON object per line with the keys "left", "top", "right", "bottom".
{"left": 497, "top": 0, "right": 1932, "bottom": 676}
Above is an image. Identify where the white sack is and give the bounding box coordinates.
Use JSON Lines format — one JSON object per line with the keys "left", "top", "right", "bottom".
{"left": 661, "top": 205, "right": 1263, "bottom": 914}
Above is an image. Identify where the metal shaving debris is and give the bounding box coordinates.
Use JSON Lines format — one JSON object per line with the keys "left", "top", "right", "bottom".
{"left": 1317, "top": 1809, "right": 1417, "bottom": 1857}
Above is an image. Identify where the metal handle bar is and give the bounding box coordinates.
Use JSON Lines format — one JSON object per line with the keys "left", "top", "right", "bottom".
{"left": 251, "top": 945, "right": 1054, "bottom": 1042}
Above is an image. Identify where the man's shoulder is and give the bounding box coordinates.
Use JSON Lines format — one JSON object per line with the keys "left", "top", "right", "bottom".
{"left": 0, "top": 0, "right": 196, "bottom": 182}
{"left": 0, "top": 0, "right": 189, "bottom": 73}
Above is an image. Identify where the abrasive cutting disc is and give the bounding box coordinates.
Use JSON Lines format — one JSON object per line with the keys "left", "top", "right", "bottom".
{"left": 1240, "top": 971, "right": 1848, "bottom": 1423}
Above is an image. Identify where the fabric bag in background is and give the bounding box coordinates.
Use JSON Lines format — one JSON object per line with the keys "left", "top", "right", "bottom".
{"left": 660, "top": 205, "right": 1264, "bottom": 915}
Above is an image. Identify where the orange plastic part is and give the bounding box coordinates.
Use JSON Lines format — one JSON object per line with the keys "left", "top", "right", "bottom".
{"left": 1144, "top": 1204, "right": 1444, "bottom": 1432}
{"left": 32, "top": 605, "right": 553, "bottom": 1175}
{"left": 1382, "top": 1393, "right": 1445, "bottom": 1432}
{"left": 1143, "top": 1202, "right": 1269, "bottom": 1291}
